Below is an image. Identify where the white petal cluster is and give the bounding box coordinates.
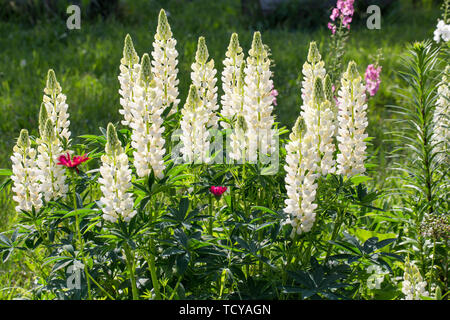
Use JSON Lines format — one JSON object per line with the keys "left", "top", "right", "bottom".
{"left": 243, "top": 32, "right": 275, "bottom": 162}
{"left": 401, "top": 257, "right": 429, "bottom": 300}
{"left": 336, "top": 61, "right": 368, "bottom": 177}
{"left": 11, "top": 130, "right": 42, "bottom": 213}
{"left": 229, "top": 115, "right": 249, "bottom": 162}
{"left": 130, "top": 55, "right": 166, "bottom": 179}
{"left": 99, "top": 124, "right": 136, "bottom": 223}
{"left": 118, "top": 35, "right": 140, "bottom": 126}
{"left": 151, "top": 9, "right": 180, "bottom": 115}
{"left": 42, "top": 70, "right": 71, "bottom": 144}
{"left": 191, "top": 37, "right": 219, "bottom": 130}
{"left": 432, "top": 66, "right": 449, "bottom": 159}
{"left": 284, "top": 119, "right": 319, "bottom": 236}
{"left": 221, "top": 33, "right": 245, "bottom": 130}
{"left": 433, "top": 19, "right": 450, "bottom": 43}
{"left": 180, "top": 85, "right": 211, "bottom": 164}
{"left": 300, "top": 44, "right": 336, "bottom": 176}
{"left": 36, "top": 122, "right": 68, "bottom": 202}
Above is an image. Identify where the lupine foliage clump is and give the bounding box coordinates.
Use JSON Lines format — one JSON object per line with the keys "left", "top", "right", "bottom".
{"left": 0, "top": 4, "right": 449, "bottom": 300}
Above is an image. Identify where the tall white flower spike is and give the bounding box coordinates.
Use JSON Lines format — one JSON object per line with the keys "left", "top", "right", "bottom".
{"left": 130, "top": 53, "right": 166, "bottom": 179}
{"left": 191, "top": 36, "right": 219, "bottom": 130}
{"left": 151, "top": 9, "right": 180, "bottom": 115}
{"left": 118, "top": 34, "right": 140, "bottom": 126}
{"left": 221, "top": 33, "right": 245, "bottom": 129}
{"left": 284, "top": 116, "right": 319, "bottom": 236}
{"left": 433, "top": 65, "right": 449, "bottom": 159}
{"left": 401, "top": 256, "right": 429, "bottom": 300}
{"left": 36, "top": 117, "right": 68, "bottom": 202}
{"left": 99, "top": 123, "right": 136, "bottom": 223}
{"left": 11, "top": 129, "right": 43, "bottom": 213}
{"left": 336, "top": 61, "right": 368, "bottom": 177}
{"left": 42, "top": 69, "right": 71, "bottom": 145}
{"left": 243, "top": 31, "right": 276, "bottom": 162}
{"left": 180, "top": 84, "right": 211, "bottom": 164}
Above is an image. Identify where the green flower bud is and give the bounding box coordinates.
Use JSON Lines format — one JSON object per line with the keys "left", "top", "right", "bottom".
{"left": 293, "top": 116, "right": 306, "bottom": 137}
{"left": 250, "top": 31, "right": 264, "bottom": 57}
{"left": 195, "top": 37, "right": 209, "bottom": 65}
{"left": 313, "top": 77, "right": 325, "bottom": 104}
{"left": 324, "top": 74, "right": 333, "bottom": 102}
{"left": 45, "top": 69, "right": 61, "bottom": 95}
{"left": 346, "top": 61, "right": 360, "bottom": 80}
{"left": 123, "top": 34, "right": 139, "bottom": 67}
{"left": 238, "top": 61, "right": 246, "bottom": 90}
{"left": 39, "top": 103, "right": 49, "bottom": 138}
{"left": 105, "top": 123, "right": 122, "bottom": 155}
{"left": 17, "top": 129, "right": 30, "bottom": 149}
{"left": 139, "top": 53, "right": 153, "bottom": 86}
{"left": 307, "top": 41, "right": 321, "bottom": 64}
{"left": 228, "top": 33, "right": 242, "bottom": 56}
{"left": 236, "top": 115, "right": 248, "bottom": 132}
{"left": 43, "top": 118, "right": 55, "bottom": 141}
{"left": 156, "top": 9, "right": 172, "bottom": 41}
{"left": 186, "top": 84, "right": 200, "bottom": 109}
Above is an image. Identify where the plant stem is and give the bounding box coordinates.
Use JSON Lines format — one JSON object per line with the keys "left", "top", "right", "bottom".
{"left": 124, "top": 243, "right": 139, "bottom": 300}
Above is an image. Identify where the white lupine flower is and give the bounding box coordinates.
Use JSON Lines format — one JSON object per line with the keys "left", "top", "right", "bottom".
{"left": 401, "top": 256, "right": 429, "bottom": 300}
{"left": 151, "top": 9, "right": 180, "bottom": 115}
{"left": 336, "top": 61, "right": 368, "bottom": 177}
{"left": 130, "top": 53, "right": 166, "bottom": 179}
{"left": 221, "top": 33, "right": 245, "bottom": 129}
{"left": 432, "top": 66, "right": 449, "bottom": 159}
{"left": 243, "top": 31, "right": 276, "bottom": 162}
{"left": 42, "top": 69, "right": 71, "bottom": 144}
{"left": 180, "top": 85, "right": 211, "bottom": 164}
{"left": 433, "top": 19, "right": 450, "bottom": 43}
{"left": 191, "top": 36, "right": 219, "bottom": 129}
{"left": 301, "top": 76, "right": 336, "bottom": 176}
{"left": 229, "top": 115, "right": 249, "bottom": 162}
{"left": 284, "top": 117, "right": 319, "bottom": 236}
{"left": 99, "top": 123, "right": 136, "bottom": 223}
{"left": 118, "top": 34, "right": 140, "bottom": 126}
{"left": 300, "top": 42, "right": 326, "bottom": 110}
{"left": 36, "top": 119, "right": 68, "bottom": 202}
{"left": 11, "top": 129, "right": 42, "bottom": 213}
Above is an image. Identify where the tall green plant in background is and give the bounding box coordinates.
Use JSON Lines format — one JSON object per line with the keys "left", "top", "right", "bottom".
{"left": 390, "top": 40, "right": 449, "bottom": 297}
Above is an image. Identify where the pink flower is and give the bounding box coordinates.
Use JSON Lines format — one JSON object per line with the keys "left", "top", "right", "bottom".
{"left": 270, "top": 85, "right": 279, "bottom": 106}
{"left": 328, "top": 22, "right": 337, "bottom": 34}
{"left": 209, "top": 186, "right": 227, "bottom": 197}
{"left": 330, "top": 8, "right": 340, "bottom": 21}
{"left": 364, "top": 64, "right": 382, "bottom": 96}
{"left": 57, "top": 152, "right": 90, "bottom": 173}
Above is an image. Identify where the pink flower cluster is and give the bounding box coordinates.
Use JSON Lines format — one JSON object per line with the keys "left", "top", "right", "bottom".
{"left": 328, "top": 0, "right": 355, "bottom": 34}
{"left": 364, "top": 64, "right": 382, "bottom": 96}
{"left": 270, "top": 84, "right": 279, "bottom": 106}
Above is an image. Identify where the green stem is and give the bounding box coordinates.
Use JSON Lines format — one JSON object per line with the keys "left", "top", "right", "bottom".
{"left": 124, "top": 244, "right": 139, "bottom": 300}
{"left": 146, "top": 239, "right": 161, "bottom": 300}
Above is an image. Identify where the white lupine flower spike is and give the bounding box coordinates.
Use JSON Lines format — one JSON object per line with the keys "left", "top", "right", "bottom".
{"left": 119, "top": 34, "right": 140, "bottom": 126}
{"left": 243, "top": 31, "right": 276, "bottom": 162}
{"left": 336, "top": 61, "right": 369, "bottom": 177}
{"left": 36, "top": 117, "right": 68, "bottom": 202}
{"left": 221, "top": 33, "right": 245, "bottom": 129}
{"left": 11, "top": 129, "right": 43, "bottom": 213}
{"left": 99, "top": 123, "right": 136, "bottom": 223}
{"left": 180, "top": 84, "right": 211, "bottom": 164}
{"left": 432, "top": 65, "right": 449, "bottom": 159}
{"left": 401, "top": 256, "right": 429, "bottom": 300}
{"left": 151, "top": 9, "right": 180, "bottom": 115}
{"left": 191, "top": 36, "right": 219, "bottom": 130}
{"left": 130, "top": 53, "right": 166, "bottom": 179}
{"left": 42, "top": 69, "right": 71, "bottom": 146}
{"left": 284, "top": 117, "right": 319, "bottom": 236}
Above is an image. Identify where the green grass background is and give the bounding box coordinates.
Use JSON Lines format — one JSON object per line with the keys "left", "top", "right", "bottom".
{"left": 0, "top": 0, "right": 442, "bottom": 296}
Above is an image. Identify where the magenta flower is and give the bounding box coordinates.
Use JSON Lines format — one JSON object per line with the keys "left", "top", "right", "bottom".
{"left": 57, "top": 152, "right": 90, "bottom": 173}
{"left": 270, "top": 85, "right": 279, "bottom": 106}
{"left": 328, "top": 0, "right": 354, "bottom": 33}
{"left": 210, "top": 186, "right": 227, "bottom": 198}
{"left": 364, "top": 64, "right": 382, "bottom": 96}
